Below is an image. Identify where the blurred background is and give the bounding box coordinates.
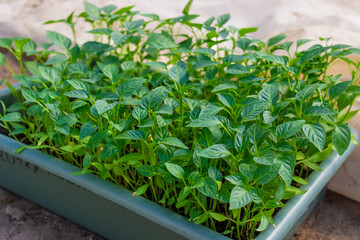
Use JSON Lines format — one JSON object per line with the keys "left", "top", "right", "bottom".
{"left": 2, "top": 0, "right": 360, "bottom": 46}
{"left": 0, "top": 0, "right": 360, "bottom": 239}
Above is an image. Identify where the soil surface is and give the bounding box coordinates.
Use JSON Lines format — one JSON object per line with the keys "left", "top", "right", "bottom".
{"left": 0, "top": 186, "right": 359, "bottom": 240}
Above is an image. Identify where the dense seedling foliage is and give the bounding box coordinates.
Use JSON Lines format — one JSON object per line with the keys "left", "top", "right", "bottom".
{"left": 0, "top": 1, "right": 359, "bottom": 239}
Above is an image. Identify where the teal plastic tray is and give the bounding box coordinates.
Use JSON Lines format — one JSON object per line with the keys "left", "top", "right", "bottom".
{"left": 0, "top": 85, "right": 358, "bottom": 240}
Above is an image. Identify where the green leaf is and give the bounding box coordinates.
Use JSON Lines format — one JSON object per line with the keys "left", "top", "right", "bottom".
{"left": 192, "top": 48, "right": 216, "bottom": 56}
{"left": 140, "top": 86, "right": 169, "bottom": 110}
{"left": 79, "top": 122, "right": 98, "bottom": 140}
{"left": 155, "top": 105, "right": 173, "bottom": 115}
{"left": 217, "top": 13, "right": 230, "bottom": 27}
{"left": 14, "top": 145, "right": 53, "bottom": 154}
{"left": 226, "top": 64, "right": 248, "bottom": 74}
{"left": 193, "top": 60, "right": 217, "bottom": 69}
{"left": 256, "top": 215, "right": 270, "bottom": 231}
{"left": 134, "top": 184, "right": 148, "bottom": 196}
{"left": 199, "top": 128, "right": 214, "bottom": 147}
{"left": 304, "top": 106, "right": 335, "bottom": 116}
{"left": 64, "top": 90, "right": 89, "bottom": 99}
{"left": 332, "top": 124, "right": 351, "bottom": 155}
{"left": 229, "top": 186, "right": 252, "bottom": 210}
{"left": 295, "top": 84, "right": 318, "bottom": 102}
{"left": 328, "top": 81, "right": 352, "bottom": 99}
{"left": 240, "top": 101, "right": 268, "bottom": 122}
{"left": 286, "top": 185, "right": 306, "bottom": 195}
{"left": 298, "top": 144, "right": 332, "bottom": 163}
{"left": 209, "top": 212, "right": 228, "bottom": 222}
{"left": 234, "top": 130, "right": 249, "bottom": 152}
{"left": 211, "top": 83, "right": 238, "bottom": 93}
{"left": 338, "top": 94, "right": 355, "bottom": 111}
{"left": 44, "top": 54, "right": 67, "bottom": 65}
{"left": 82, "top": 41, "right": 111, "bottom": 52}
{"left": 0, "top": 52, "right": 5, "bottom": 66}
{"left": 121, "top": 61, "right": 136, "bottom": 71}
{"left": 199, "top": 144, "right": 231, "bottom": 159}
{"left": 146, "top": 32, "right": 178, "bottom": 49}
{"left": 140, "top": 13, "right": 159, "bottom": 20}
{"left": 276, "top": 154, "right": 295, "bottom": 186}
{"left": 169, "top": 60, "right": 189, "bottom": 85}
{"left": 302, "top": 123, "right": 326, "bottom": 151}
{"left": 225, "top": 174, "right": 247, "bottom": 186}
{"left": 198, "top": 177, "right": 217, "bottom": 199}
{"left": 117, "top": 153, "right": 143, "bottom": 164}
{"left": 239, "top": 163, "right": 256, "bottom": 181}
{"left": 300, "top": 46, "right": 331, "bottom": 65}
{"left": 137, "top": 165, "right": 155, "bottom": 177}
{"left": 246, "top": 123, "right": 263, "bottom": 144}
{"left": 238, "top": 27, "right": 258, "bottom": 36}
{"left": 46, "top": 30, "right": 71, "bottom": 50}
{"left": 199, "top": 103, "right": 223, "bottom": 117}
{"left": 113, "top": 5, "right": 134, "bottom": 15}
{"left": 101, "top": 143, "right": 119, "bottom": 159}
{"left": 88, "top": 28, "right": 113, "bottom": 35}
{"left": 186, "top": 115, "right": 221, "bottom": 128}
{"left": 276, "top": 120, "right": 305, "bottom": 140}
{"left": 0, "top": 38, "right": 12, "bottom": 49}
{"left": 303, "top": 161, "right": 322, "bottom": 171}
{"left": 94, "top": 100, "right": 117, "bottom": 115}
{"left": 256, "top": 52, "right": 286, "bottom": 66}
{"left": 161, "top": 137, "right": 188, "bottom": 149}
{"left": 0, "top": 112, "right": 22, "bottom": 122}
{"left": 253, "top": 165, "right": 280, "bottom": 184}
{"left": 165, "top": 163, "right": 185, "bottom": 179}
{"left": 259, "top": 85, "right": 279, "bottom": 104}
{"left": 116, "top": 130, "right": 145, "bottom": 140}
{"left": 217, "top": 93, "right": 235, "bottom": 108}
{"left": 132, "top": 106, "right": 147, "bottom": 121}
{"left": 253, "top": 150, "right": 274, "bottom": 165}
{"left": 68, "top": 62, "right": 88, "bottom": 76}
{"left": 292, "top": 176, "right": 308, "bottom": 185}
{"left": 116, "top": 79, "right": 144, "bottom": 98}
{"left": 84, "top": 1, "right": 100, "bottom": 17}
{"left": 124, "top": 19, "right": 144, "bottom": 31}
{"left": 208, "top": 166, "right": 222, "bottom": 181}
{"left": 102, "top": 64, "right": 119, "bottom": 81}
{"left": 143, "top": 62, "right": 167, "bottom": 70}
{"left": 223, "top": 54, "right": 246, "bottom": 63}
{"left": 267, "top": 33, "right": 287, "bottom": 46}
{"left": 347, "top": 85, "right": 360, "bottom": 95}
{"left": 237, "top": 38, "right": 251, "bottom": 51}
{"left": 263, "top": 111, "right": 277, "bottom": 124}
{"left": 22, "top": 89, "right": 39, "bottom": 104}
{"left": 39, "top": 66, "right": 61, "bottom": 84}
{"left": 296, "top": 39, "right": 311, "bottom": 48}
{"left": 194, "top": 212, "right": 210, "bottom": 224}
{"left": 182, "top": 0, "right": 193, "bottom": 15}
{"left": 274, "top": 181, "right": 285, "bottom": 201}
{"left": 111, "top": 31, "right": 127, "bottom": 45}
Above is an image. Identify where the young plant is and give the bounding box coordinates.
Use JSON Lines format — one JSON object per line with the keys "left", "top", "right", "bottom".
{"left": 0, "top": 1, "right": 359, "bottom": 239}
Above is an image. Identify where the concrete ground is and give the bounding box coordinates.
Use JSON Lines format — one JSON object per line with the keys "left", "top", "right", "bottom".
{"left": 0, "top": 187, "right": 359, "bottom": 240}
